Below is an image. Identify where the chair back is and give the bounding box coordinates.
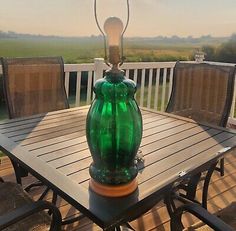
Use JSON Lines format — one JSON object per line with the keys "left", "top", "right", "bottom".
{"left": 1, "top": 57, "right": 69, "bottom": 118}
{"left": 166, "top": 62, "right": 236, "bottom": 127}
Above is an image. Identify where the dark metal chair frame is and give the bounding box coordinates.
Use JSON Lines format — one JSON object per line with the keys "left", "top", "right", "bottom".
{"left": 0, "top": 177, "right": 62, "bottom": 231}
{"left": 0, "top": 57, "right": 86, "bottom": 226}
{"left": 1, "top": 56, "right": 69, "bottom": 120}
{"left": 166, "top": 61, "right": 236, "bottom": 128}
{"left": 166, "top": 61, "right": 236, "bottom": 209}
{"left": 1, "top": 56, "right": 69, "bottom": 186}
{"left": 168, "top": 193, "right": 235, "bottom": 231}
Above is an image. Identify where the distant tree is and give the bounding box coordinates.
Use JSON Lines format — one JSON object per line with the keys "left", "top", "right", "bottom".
{"left": 200, "top": 35, "right": 212, "bottom": 39}
{"left": 215, "top": 34, "right": 236, "bottom": 63}
{"left": 229, "top": 33, "right": 236, "bottom": 41}
{"left": 202, "top": 45, "right": 216, "bottom": 61}
{"left": 200, "top": 34, "right": 236, "bottom": 63}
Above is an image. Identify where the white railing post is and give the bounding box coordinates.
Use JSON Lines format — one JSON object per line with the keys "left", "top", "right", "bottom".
{"left": 147, "top": 69, "right": 153, "bottom": 109}
{"left": 75, "top": 71, "right": 81, "bottom": 107}
{"left": 140, "top": 69, "right": 145, "bottom": 107}
{"left": 229, "top": 73, "right": 236, "bottom": 119}
{"left": 161, "top": 68, "right": 167, "bottom": 111}
{"left": 93, "top": 58, "right": 104, "bottom": 100}
{"left": 154, "top": 68, "right": 161, "bottom": 110}
{"left": 168, "top": 67, "right": 174, "bottom": 100}
{"left": 94, "top": 58, "right": 104, "bottom": 82}
{"left": 64, "top": 72, "right": 70, "bottom": 97}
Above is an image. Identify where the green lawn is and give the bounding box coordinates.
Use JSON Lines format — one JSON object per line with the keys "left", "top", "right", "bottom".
{"left": 0, "top": 37, "right": 203, "bottom": 63}
{"left": 0, "top": 38, "right": 104, "bottom": 64}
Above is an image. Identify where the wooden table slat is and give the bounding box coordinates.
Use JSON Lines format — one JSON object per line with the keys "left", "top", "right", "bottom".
{"left": 0, "top": 107, "right": 88, "bottom": 128}
{"left": 14, "top": 127, "right": 86, "bottom": 144}
{"left": 16, "top": 116, "right": 178, "bottom": 147}
{"left": 138, "top": 135, "right": 236, "bottom": 195}
{"left": 47, "top": 123, "right": 199, "bottom": 169}
{"left": 67, "top": 128, "right": 225, "bottom": 183}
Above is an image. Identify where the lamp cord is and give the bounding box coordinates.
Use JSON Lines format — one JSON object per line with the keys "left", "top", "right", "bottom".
{"left": 94, "top": 0, "right": 130, "bottom": 67}
{"left": 120, "top": 0, "right": 130, "bottom": 66}
{"left": 94, "top": 0, "right": 109, "bottom": 66}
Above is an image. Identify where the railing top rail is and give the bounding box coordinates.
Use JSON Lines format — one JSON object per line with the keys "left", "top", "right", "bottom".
{"left": 64, "top": 63, "right": 94, "bottom": 72}
{"left": 204, "top": 61, "right": 236, "bottom": 67}
{"left": 0, "top": 61, "right": 176, "bottom": 75}
{"left": 1, "top": 60, "right": 236, "bottom": 75}
{"left": 121, "top": 61, "right": 176, "bottom": 69}
{"left": 98, "top": 61, "right": 176, "bottom": 71}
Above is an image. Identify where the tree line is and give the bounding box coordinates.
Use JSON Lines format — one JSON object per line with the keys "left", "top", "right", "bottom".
{"left": 202, "top": 34, "right": 236, "bottom": 63}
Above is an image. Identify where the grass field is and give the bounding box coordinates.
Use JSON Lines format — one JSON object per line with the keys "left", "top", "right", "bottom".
{"left": 0, "top": 36, "right": 223, "bottom": 63}
{"left": 0, "top": 38, "right": 104, "bottom": 63}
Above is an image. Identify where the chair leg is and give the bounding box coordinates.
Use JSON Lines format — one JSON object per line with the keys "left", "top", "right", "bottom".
{"left": 170, "top": 212, "right": 184, "bottom": 231}
{"left": 11, "top": 159, "right": 46, "bottom": 192}
{"left": 52, "top": 191, "right": 58, "bottom": 205}
{"left": 10, "top": 160, "right": 22, "bottom": 185}
{"left": 215, "top": 158, "right": 225, "bottom": 176}
{"left": 48, "top": 191, "right": 58, "bottom": 216}
{"left": 220, "top": 158, "right": 224, "bottom": 176}
{"left": 202, "top": 162, "right": 218, "bottom": 209}
{"left": 164, "top": 192, "right": 177, "bottom": 217}
{"left": 178, "top": 172, "right": 201, "bottom": 204}
{"left": 185, "top": 172, "right": 201, "bottom": 201}
{"left": 164, "top": 192, "right": 184, "bottom": 231}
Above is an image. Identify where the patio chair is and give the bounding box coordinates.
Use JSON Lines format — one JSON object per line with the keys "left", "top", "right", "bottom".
{"left": 166, "top": 61, "right": 236, "bottom": 208}
{"left": 170, "top": 199, "right": 235, "bottom": 231}
{"left": 0, "top": 177, "right": 62, "bottom": 231}
{"left": 1, "top": 56, "right": 69, "bottom": 185}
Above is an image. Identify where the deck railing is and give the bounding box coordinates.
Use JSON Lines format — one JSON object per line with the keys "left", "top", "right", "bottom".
{"left": 63, "top": 59, "right": 236, "bottom": 125}
{"left": 0, "top": 59, "right": 236, "bottom": 124}
{"left": 64, "top": 59, "right": 176, "bottom": 110}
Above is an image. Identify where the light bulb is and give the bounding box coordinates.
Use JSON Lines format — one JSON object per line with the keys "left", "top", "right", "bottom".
{"left": 104, "top": 17, "right": 123, "bottom": 46}
{"left": 104, "top": 17, "right": 124, "bottom": 67}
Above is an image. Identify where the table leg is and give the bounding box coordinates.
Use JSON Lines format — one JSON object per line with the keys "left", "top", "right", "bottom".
{"left": 202, "top": 161, "right": 218, "bottom": 209}
{"left": 10, "top": 159, "right": 23, "bottom": 184}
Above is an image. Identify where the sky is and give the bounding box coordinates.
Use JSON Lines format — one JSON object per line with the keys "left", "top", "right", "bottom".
{"left": 0, "top": 0, "right": 236, "bottom": 37}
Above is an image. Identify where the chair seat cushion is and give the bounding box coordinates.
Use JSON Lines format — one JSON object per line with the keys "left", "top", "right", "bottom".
{"left": 0, "top": 182, "right": 51, "bottom": 231}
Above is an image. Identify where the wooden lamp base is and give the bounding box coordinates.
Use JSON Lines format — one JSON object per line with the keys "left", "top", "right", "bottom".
{"left": 89, "top": 178, "right": 138, "bottom": 197}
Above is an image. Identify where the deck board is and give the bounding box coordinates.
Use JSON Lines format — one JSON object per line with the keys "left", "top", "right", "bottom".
{"left": 1, "top": 151, "right": 236, "bottom": 231}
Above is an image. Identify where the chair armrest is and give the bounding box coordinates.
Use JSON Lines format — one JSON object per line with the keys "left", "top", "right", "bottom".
{"left": 172, "top": 202, "right": 234, "bottom": 231}
{"left": 0, "top": 200, "right": 62, "bottom": 231}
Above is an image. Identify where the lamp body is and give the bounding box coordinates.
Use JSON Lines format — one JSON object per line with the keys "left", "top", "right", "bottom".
{"left": 86, "top": 70, "right": 142, "bottom": 187}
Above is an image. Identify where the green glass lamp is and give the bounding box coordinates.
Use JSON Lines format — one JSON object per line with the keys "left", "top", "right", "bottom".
{"left": 87, "top": 0, "right": 143, "bottom": 197}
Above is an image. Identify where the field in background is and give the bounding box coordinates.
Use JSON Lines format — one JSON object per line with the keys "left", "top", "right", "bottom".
{"left": 0, "top": 36, "right": 226, "bottom": 63}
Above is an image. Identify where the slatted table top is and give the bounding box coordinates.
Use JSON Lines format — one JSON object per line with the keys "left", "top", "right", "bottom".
{"left": 0, "top": 106, "right": 236, "bottom": 230}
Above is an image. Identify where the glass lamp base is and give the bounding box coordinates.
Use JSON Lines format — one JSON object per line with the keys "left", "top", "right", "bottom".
{"left": 89, "top": 178, "right": 138, "bottom": 197}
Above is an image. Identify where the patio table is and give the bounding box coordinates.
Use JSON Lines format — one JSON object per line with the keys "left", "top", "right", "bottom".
{"left": 0, "top": 106, "right": 236, "bottom": 230}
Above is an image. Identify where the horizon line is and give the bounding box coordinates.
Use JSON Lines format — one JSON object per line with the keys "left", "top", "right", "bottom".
{"left": 0, "top": 30, "right": 234, "bottom": 39}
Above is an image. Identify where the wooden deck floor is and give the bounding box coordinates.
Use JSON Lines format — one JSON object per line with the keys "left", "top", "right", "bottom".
{"left": 1, "top": 151, "right": 236, "bottom": 231}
